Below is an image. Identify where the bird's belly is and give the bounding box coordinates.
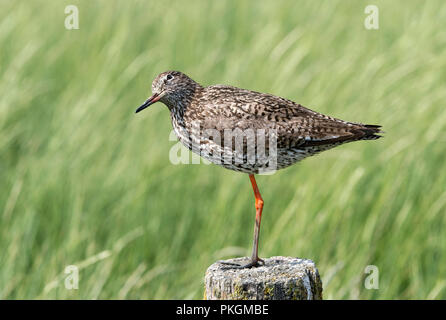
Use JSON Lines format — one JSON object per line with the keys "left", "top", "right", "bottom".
{"left": 171, "top": 120, "right": 339, "bottom": 174}
{"left": 174, "top": 132, "right": 321, "bottom": 174}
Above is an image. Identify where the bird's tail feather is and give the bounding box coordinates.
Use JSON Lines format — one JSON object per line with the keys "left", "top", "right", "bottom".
{"left": 360, "top": 124, "right": 383, "bottom": 140}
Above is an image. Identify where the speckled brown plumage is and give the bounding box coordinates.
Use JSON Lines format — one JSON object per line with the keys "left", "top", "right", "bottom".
{"left": 136, "top": 71, "right": 382, "bottom": 174}
{"left": 135, "top": 70, "right": 382, "bottom": 269}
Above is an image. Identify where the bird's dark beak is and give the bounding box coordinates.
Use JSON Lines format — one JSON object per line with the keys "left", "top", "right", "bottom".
{"left": 135, "top": 93, "right": 161, "bottom": 113}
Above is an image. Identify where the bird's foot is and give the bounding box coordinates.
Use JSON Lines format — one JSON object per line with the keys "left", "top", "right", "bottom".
{"left": 219, "top": 257, "right": 265, "bottom": 269}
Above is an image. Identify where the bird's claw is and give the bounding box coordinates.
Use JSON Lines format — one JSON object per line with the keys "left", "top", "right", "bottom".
{"left": 219, "top": 258, "right": 265, "bottom": 269}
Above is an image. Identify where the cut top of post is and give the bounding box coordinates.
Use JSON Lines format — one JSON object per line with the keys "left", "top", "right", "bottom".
{"left": 204, "top": 256, "right": 323, "bottom": 300}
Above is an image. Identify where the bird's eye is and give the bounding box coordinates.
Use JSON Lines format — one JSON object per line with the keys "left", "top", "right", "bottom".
{"left": 166, "top": 74, "right": 173, "bottom": 81}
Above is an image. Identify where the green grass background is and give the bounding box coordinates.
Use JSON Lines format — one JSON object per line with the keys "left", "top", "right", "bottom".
{"left": 1, "top": 0, "right": 446, "bottom": 299}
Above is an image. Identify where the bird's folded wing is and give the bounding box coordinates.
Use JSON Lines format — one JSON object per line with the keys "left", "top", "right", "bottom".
{"left": 276, "top": 117, "right": 382, "bottom": 149}
{"left": 197, "top": 86, "right": 381, "bottom": 149}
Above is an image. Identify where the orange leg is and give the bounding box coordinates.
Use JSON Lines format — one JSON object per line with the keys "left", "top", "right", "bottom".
{"left": 220, "top": 174, "right": 265, "bottom": 269}
{"left": 249, "top": 174, "right": 264, "bottom": 265}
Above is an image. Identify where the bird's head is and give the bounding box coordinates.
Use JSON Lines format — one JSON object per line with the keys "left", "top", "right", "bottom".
{"left": 135, "top": 71, "right": 201, "bottom": 113}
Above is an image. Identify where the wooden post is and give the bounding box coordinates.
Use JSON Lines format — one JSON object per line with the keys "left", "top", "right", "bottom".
{"left": 204, "top": 256, "right": 323, "bottom": 300}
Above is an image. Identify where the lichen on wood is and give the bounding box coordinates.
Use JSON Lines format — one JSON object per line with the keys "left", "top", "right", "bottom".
{"left": 204, "top": 256, "right": 323, "bottom": 300}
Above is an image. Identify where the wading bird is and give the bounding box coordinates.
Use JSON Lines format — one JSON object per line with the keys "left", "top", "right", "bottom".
{"left": 135, "top": 71, "right": 381, "bottom": 268}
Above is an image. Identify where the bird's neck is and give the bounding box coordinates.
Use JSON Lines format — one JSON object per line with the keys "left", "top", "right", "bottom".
{"left": 165, "top": 84, "right": 203, "bottom": 122}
